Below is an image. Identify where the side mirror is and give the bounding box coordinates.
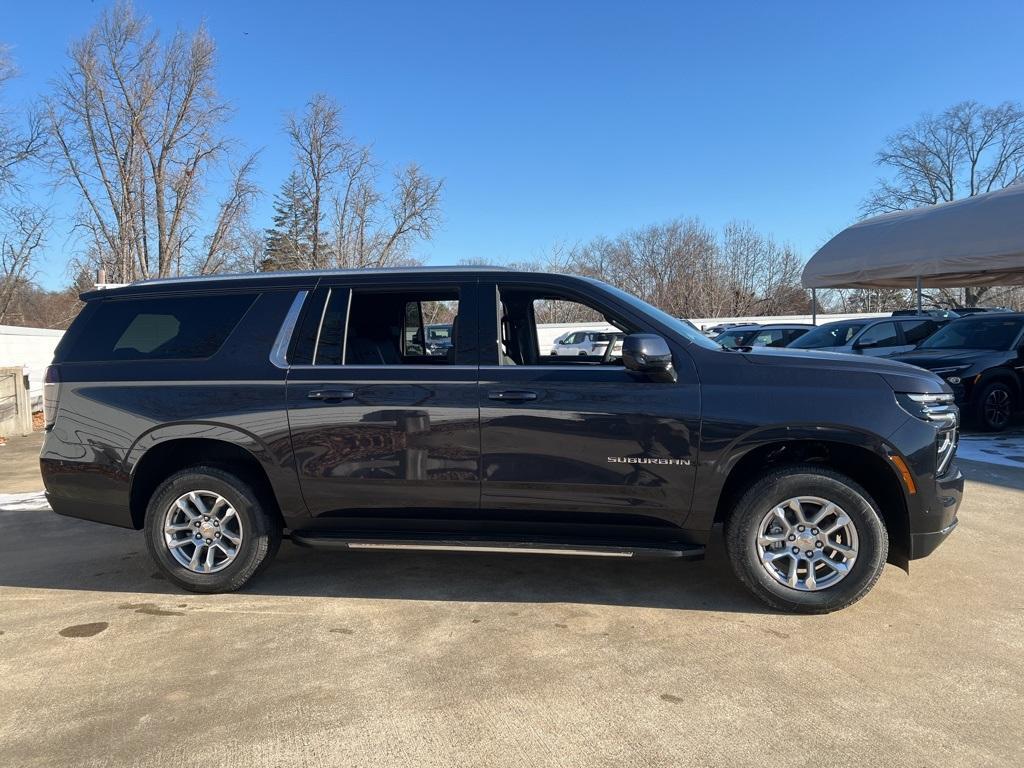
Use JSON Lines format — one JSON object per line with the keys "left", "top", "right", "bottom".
{"left": 622, "top": 334, "right": 677, "bottom": 383}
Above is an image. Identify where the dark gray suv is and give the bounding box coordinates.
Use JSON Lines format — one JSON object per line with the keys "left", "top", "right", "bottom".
{"left": 41, "top": 267, "right": 963, "bottom": 613}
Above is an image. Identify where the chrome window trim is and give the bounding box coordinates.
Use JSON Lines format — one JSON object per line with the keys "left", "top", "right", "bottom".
{"left": 269, "top": 290, "right": 309, "bottom": 369}
{"left": 311, "top": 288, "right": 332, "bottom": 365}
{"left": 288, "top": 364, "right": 479, "bottom": 371}
{"left": 341, "top": 288, "right": 353, "bottom": 364}
{"left": 478, "top": 364, "right": 628, "bottom": 372}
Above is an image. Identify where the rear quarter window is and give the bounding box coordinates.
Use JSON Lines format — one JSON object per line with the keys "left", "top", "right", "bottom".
{"left": 63, "top": 293, "right": 257, "bottom": 362}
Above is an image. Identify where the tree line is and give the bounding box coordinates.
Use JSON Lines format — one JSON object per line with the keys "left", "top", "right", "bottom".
{"left": 2, "top": 2, "right": 1023, "bottom": 329}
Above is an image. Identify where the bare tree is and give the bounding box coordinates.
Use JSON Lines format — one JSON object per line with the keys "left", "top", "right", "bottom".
{"left": 567, "top": 218, "right": 722, "bottom": 318}
{"left": 286, "top": 94, "right": 355, "bottom": 269}
{"left": 278, "top": 93, "right": 443, "bottom": 271}
{"left": 46, "top": 2, "right": 259, "bottom": 283}
{"left": 0, "top": 205, "right": 47, "bottom": 323}
{"left": 0, "top": 46, "right": 46, "bottom": 195}
{"left": 0, "top": 45, "right": 48, "bottom": 324}
{"left": 511, "top": 219, "right": 810, "bottom": 321}
{"left": 198, "top": 154, "right": 261, "bottom": 274}
{"left": 718, "top": 221, "right": 807, "bottom": 316}
{"left": 863, "top": 100, "right": 1024, "bottom": 307}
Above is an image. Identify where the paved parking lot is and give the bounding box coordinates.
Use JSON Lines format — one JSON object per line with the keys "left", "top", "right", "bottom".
{"left": 2, "top": 432, "right": 1023, "bottom": 767}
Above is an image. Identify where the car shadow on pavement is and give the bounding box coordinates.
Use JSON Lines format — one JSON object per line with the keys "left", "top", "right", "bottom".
{"left": 0, "top": 506, "right": 770, "bottom": 614}
{"left": 958, "top": 457, "right": 1024, "bottom": 492}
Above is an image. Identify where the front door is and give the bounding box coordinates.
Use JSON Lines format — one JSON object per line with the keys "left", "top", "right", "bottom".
{"left": 477, "top": 278, "right": 700, "bottom": 529}
{"left": 853, "top": 321, "right": 910, "bottom": 357}
{"left": 285, "top": 279, "right": 481, "bottom": 520}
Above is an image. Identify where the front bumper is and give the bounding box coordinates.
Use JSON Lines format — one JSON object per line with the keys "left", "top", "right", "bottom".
{"left": 908, "top": 464, "right": 963, "bottom": 560}
{"left": 910, "top": 518, "right": 959, "bottom": 559}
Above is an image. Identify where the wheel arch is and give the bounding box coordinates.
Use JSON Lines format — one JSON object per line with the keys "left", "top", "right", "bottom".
{"left": 128, "top": 436, "right": 285, "bottom": 531}
{"left": 976, "top": 368, "right": 1020, "bottom": 398}
{"left": 711, "top": 431, "right": 912, "bottom": 569}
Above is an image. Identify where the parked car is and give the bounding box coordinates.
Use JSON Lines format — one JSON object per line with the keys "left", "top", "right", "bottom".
{"left": 787, "top": 315, "right": 947, "bottom": 356}
{"left": 891, "top": 309, "right": 960, "bottom": 319}
{"left": 549, "top": 329, "right": 622, "bottom": 358}
{"left": 714, "top": 323, "right": 813, "bottom": 349}
{"left": 425, "top": 323, "right": 453, "bottom": 356}
{"left": 948, "top": 307, "right": 1010, "bottom": 316}
{"left": 890, "top": 313, "right": 1024, "bottom": 431}
{"left": 703, "top": 322, "right": 746, "bottom": 337}
{"left": 41, "top": 267, "right": 962, "bottom": 613}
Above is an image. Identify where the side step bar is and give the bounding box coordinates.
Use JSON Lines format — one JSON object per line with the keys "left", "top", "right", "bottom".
{"left": 289, "top": 532, "right": 704, "bottom": 560}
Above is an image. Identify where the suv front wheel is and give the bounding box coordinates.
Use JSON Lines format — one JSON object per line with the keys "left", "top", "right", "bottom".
{"left": 144, "top": 466, "right": 282, "bottom": 593}
{"left": 975, "top": 380, "right": 1014, "bottom": 432}
{"left": 725, "top": 465, "right": 888, "bottom": 614}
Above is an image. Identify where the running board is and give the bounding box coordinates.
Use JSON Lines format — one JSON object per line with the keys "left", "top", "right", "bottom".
{"left": 289, "top": 533, "right": 704, "bottom": 560}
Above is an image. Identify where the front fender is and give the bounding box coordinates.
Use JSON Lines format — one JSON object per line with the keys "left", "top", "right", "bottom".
{"left": 690, "top": 424, "right": 913, "bottom": 543}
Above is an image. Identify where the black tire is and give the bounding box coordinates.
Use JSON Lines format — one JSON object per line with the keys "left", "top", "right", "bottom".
{"left": 144, "top": 466, "right": 281, "bottom": 593}
{"left": 974, "top": 380, "right": 1014, "bottom": 432}
{"left": 725, "top": 465, "right": 888, "bottom": 614}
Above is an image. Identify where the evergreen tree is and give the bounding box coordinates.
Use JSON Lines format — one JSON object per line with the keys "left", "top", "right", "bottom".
{"left": 263, "top": 172, "right": 314, "bottom": 271}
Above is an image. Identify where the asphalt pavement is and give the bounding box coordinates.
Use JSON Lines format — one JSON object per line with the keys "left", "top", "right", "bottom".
{"left": 1, "top": 432, "right": 1022, "bottom": 767}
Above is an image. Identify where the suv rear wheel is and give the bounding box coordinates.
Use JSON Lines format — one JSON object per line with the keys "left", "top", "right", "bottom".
{"left": 725, "top": 465, "right": 888, "bottom": 614}
{"left": 144, "top": 466, "right": 281, "bottom": 593}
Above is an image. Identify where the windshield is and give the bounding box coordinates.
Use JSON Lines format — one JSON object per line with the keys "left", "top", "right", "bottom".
{"left": 582, "top": 277, "right": 721, "bottom": 349}
{"left": 426, "top": 325, "right": 451, "bottom": 342}
{"left": 789, "top": 322, "right": 866, "bottom": 349}
{"left": 715, "top": 328, "right": 758, "bottom": 348}
{"left": 919, "top": 317, "right": 1024, "bottom": 351}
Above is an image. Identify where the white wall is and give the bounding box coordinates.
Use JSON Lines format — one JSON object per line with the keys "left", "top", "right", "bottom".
{"left": 536, "top": 312, "right": 893, "bottom": 354}
{"left": 0, "top": 325, "right": 64, "bottom": 407}
{"left": 688, "top": 312, "right": 890, "bottom": 331}
{"left": 0, "top": 313, "right": 898, "bottom": 389}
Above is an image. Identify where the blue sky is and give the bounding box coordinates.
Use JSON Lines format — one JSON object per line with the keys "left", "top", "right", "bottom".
{"left": 2, "top": 0, "right": 1023, "bottom": 289}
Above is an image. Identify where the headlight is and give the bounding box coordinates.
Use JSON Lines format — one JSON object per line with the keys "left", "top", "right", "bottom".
{"left": 896, "top": 392, "right": 958, "bottom": 429}
{"left": 896, "top": 393, "right": 959, "bottom": 475}
{"left": 936, "top": 427, "right": 957, "bottom": 475}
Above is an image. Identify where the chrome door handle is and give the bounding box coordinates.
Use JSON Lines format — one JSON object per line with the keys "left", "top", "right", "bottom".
{"left": 308, "top": 389, "right": 355, "bottom": 401}
{"left": 488, "top": 390, "right": 538, "bottom": 401}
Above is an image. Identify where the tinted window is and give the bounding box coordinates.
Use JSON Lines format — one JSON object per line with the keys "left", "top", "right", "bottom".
{"left": 577, "top": 277, "right": 721, "bottom": 350}
{"left": 290, "top": 286, "right": 331, "bottom": 365}
{"left": 782, "top": 328, "right": 809, "bottom": 344}
{"left": 856, "top": 322, "right": 899, "bottom": 347}
{"left": 427, "top": 325, "right": 452, "bottom": 342}
{"left": 65, "top": 294, "right": 255, "bottom": 362}
{"left": 790, "top": 322, "right": 866, "bottom": 348}
{"left": 715, "top": 328, "right": 758, "bottom": 348}
{"left": 302, "top": 288, "right": 460, "bottom": 365}
{"left": 920, "top": 317, "right": 1024, "bottom": 351}
{"left": 900, "top": 319, "right": 938, "bottom": 345}
{"left": 751, "top": 329, "right": 787, "bottom": 347}
{"left": 315, "top": 289, "right": 351, "bottom": 365}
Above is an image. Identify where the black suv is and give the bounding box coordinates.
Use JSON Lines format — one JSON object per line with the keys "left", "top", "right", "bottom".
{"left": 41, "top": 268, "right": 963, "bottom": 613}
{"left": 891, "top": 313, "right": 1024, "bottom": 431}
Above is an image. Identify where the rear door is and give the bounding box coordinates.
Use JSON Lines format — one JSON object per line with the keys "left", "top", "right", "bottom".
{"left": 477, "top": 278, "right": 700, "bottom": 529}
{"left": 899, "top": 318, "right": 940, "bottom": 349}
{"left": 285, "top": 278, "right": 482, "bottom": 519}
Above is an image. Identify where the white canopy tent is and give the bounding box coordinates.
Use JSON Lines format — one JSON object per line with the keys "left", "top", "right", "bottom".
{"left": 802, "top": 183, "right": 1024, "bottom": 318}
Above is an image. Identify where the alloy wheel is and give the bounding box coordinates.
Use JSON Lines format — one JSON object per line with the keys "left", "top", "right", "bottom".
{"left": 755, "top": 496, "right": 859, "bottom": 592}
{"left": 162, "top": 490, "right": 243, "bottom": 574}
{"left": 984, "top": 387, "right": 1011, "bottom": 429}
